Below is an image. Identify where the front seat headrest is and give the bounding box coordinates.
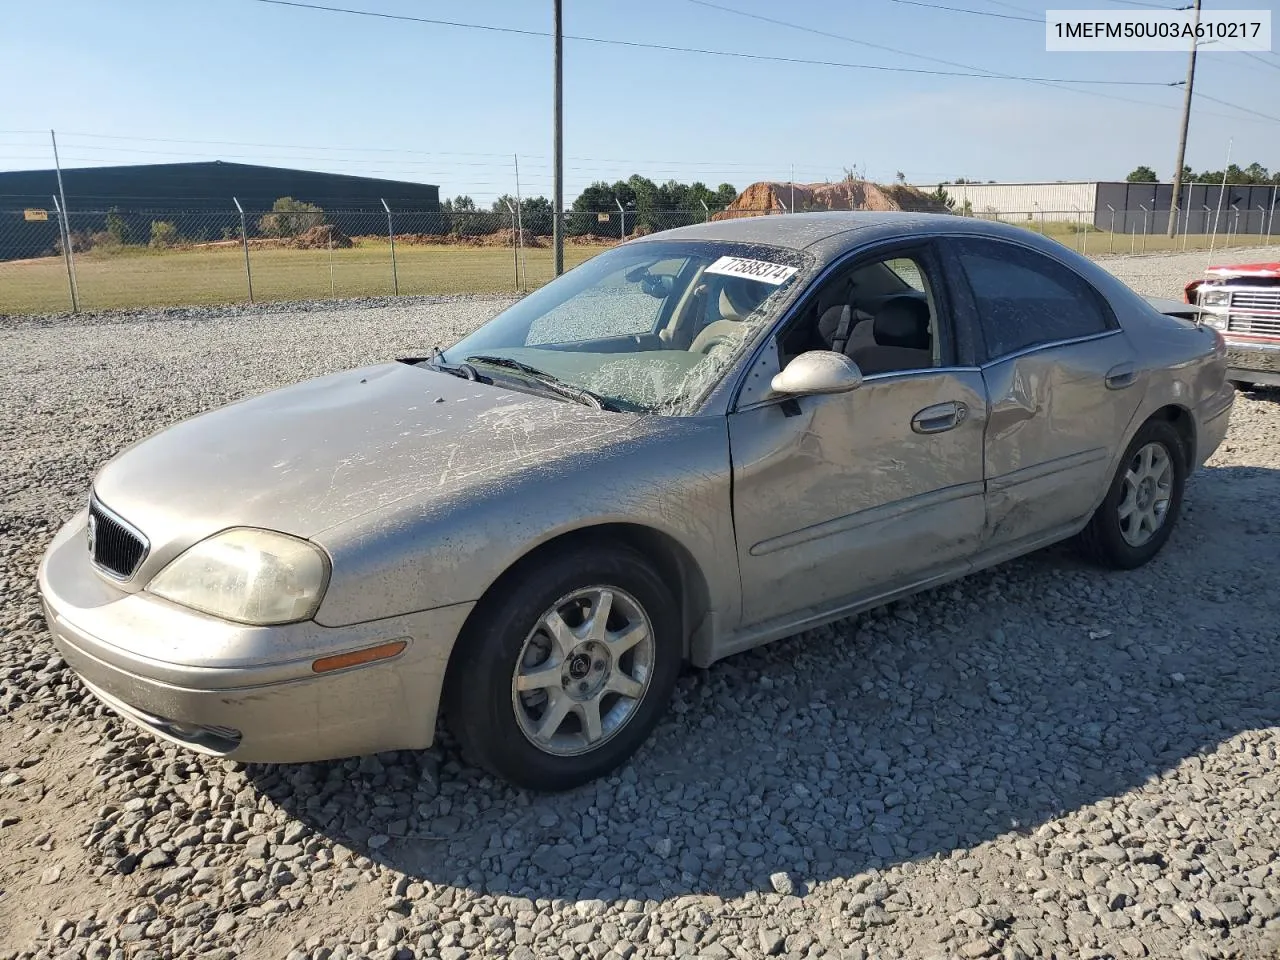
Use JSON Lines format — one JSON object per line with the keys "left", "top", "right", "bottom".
{"left": 874, "top": 296, "right": 930, "bottom": 350}
{"left": 718, "top": 277, "right": 768, "bottom": 321}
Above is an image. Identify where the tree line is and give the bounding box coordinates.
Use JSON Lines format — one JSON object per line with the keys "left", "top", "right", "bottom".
{"left": 440, "top": 176, "right": 739, "bottom": 217}
{"left": 1126, "top": 162, "right": 1279, "bottom": 185}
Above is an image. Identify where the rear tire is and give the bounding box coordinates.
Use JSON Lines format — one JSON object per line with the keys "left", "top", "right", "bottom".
{"left": 444, "top": 542, "right": 681, "bottom": 791}
{"left": 1075, "top": 418, "right": 1186, "bottom": 570}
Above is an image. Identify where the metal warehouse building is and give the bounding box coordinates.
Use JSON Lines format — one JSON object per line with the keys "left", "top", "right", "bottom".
{"left": 923, "top": 180, "right": 1279, "bottom": 236}
{"left": 0, "top": 161, "right": 440, "bottom": 260}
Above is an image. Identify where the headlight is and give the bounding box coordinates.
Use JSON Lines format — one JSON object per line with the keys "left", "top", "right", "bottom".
{"left": 148, "top": 528, "right": 329, "bottom": 625}
{"left": 1199, "top": 311, "right": 1227, "bottom": 330}
{"left": 1198, "top": 288, "right": 1230, "bottom": 307}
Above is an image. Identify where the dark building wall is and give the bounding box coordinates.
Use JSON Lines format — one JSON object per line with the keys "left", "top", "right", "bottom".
{"left": 0, "top": 161, "right": 440, "bottom": 260}
{"left": 1094, "top": 181, "right": 1279, "bottom": 235}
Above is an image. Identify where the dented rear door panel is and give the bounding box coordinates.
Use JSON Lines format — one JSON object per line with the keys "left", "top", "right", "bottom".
{"left": 979, "top": 331, "right": 1143, "bottom": 549}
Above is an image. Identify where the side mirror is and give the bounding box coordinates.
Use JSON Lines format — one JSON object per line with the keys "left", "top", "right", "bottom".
{"left": 770, "top": 350, "right": 863, "bottom": 397}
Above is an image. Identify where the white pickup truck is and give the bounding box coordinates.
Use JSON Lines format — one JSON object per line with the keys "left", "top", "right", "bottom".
{"left": 1184, "top": 261, "right": 1280, "bottom": 389}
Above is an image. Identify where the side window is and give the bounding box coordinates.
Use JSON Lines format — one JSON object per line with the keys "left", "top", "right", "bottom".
{"left": 885, "top": 257, "right": 926, "bottom": 292}
{"left": 953, "top": 239, "right": 1112, "bottom": 359}
{"left": 778, "top": 249, "right": 945, "bottom": 375}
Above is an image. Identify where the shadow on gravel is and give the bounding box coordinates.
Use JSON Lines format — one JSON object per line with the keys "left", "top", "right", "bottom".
{"left": 248, "top": 462, "right": 1280, "bottom": 905}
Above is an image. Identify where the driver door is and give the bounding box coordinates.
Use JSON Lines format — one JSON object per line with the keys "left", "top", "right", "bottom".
{"left": 727, "top": 243, "right": 988, "bottom": 628}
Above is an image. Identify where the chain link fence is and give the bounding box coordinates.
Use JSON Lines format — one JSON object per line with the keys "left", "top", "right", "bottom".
{"left": 962, "top": 205, "right": 1277, "bottom": 258}
{"left": 2, "top": 200, "right": 1275, "bottom": 315}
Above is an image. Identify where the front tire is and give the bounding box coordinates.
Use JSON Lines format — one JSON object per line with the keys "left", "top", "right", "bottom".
{"left": 1075, "top": 418, "right": 1186, "bottom": 570}
{"left": 444, "top": 542, "right": 681, "bottom": 791}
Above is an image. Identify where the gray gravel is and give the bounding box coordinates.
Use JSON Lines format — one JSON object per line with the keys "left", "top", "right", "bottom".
{"left": 1, "top": 246, "right": 1278, "bottom": 960}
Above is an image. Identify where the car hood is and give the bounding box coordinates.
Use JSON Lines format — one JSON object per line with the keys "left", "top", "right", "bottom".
{"left": 1205, "top": 262, "right": 1280, "bottom": 279}
{"left": 92, "top": 361, "right": 645, "bottom": 570}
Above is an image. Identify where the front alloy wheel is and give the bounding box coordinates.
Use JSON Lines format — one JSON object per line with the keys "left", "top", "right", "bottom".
{"left": 512, "top": 586, "right": 655, "bottom": 756}
{"left": 445, "top": 542, "right": 681, "bottom": 791}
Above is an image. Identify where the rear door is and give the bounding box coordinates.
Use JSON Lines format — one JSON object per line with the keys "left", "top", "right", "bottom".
{"left": 941, "top": 236, "right": 1144, "bottom": 553}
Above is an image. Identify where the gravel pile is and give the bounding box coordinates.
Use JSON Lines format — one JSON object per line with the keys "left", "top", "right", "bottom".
{"left": 1, "top": 246, "right": 1277, "bottom": 960}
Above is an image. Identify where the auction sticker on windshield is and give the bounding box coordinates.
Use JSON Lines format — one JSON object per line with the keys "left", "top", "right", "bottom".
{"left": 705, "top": 256, "right": 799, "bottom": 285}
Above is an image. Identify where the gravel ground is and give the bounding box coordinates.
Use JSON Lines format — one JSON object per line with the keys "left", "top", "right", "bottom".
{"left": 1, "top": 246, "right": 1278, "bottom": 960}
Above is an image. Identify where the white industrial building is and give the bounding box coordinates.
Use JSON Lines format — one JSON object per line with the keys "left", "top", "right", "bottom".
{"left": 915, "top": 181, "right": 1101, "bottom": 219}
{"left": 913, "top": 180, "right": 1277, "bottom": 236}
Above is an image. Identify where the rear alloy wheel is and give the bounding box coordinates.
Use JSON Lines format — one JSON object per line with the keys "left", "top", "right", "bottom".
{"left": 445, "top": 543, "right": 680, "bottom": 791}
{"left": 1076, "top": 418, "right": 1186, "bottom": 570}
{"left": 1116, "top": 441, "right": 1174, "bottom": 548}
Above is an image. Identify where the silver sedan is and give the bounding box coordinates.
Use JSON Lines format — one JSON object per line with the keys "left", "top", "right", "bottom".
{"left": 37, "top": 212, "right": 1236, "bottom": 791}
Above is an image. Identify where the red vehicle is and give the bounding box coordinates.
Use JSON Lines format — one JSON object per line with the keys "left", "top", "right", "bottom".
{"left": 1184, "top": 261, "right": 1280, "bottom": 389}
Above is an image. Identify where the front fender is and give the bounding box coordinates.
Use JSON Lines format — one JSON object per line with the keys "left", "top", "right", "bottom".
{"left": 310, "top": 416, "right": 737, "bottom": 631}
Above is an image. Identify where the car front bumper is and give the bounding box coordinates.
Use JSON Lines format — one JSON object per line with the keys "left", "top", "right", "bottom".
{"left": 37, "top": 511, "right": 474, "bottom": 764}
{"left": 1224, "top": 335, "right": 1280, "bottom": 388}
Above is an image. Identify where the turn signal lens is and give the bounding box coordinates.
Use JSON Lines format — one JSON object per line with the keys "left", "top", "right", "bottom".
{"left": 312, "top": 641, "right": 407, "bottom": 673}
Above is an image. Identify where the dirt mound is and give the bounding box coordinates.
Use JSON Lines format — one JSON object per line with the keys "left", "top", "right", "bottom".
{"left": 713, "top": 180, "right": 950, "bottom": 219}
{"left": 290, "top": 224, "right": 353, "bottom": 249}
{"left": 367, "top": 229, "right": 550, "bottom": 249}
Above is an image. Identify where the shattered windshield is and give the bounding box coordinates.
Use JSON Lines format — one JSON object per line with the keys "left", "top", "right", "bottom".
{"left": 438, "top": 239, "right": 813, "bottom": 414}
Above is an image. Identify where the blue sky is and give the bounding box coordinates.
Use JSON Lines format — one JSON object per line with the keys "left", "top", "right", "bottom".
{"left": 0, "top": 0, "right": 1276, "bottom": 205}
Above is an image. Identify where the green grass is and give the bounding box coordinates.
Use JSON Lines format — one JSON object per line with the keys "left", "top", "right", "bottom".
{"left": 2, "top": 230, "right": 1276, "bottom": 315}
{"left": 0, "top": 241, "right": 610, "bottom": 314}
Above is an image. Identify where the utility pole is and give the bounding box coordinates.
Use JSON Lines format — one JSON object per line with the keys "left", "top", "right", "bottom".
{"left": 51, "top": 130, "right": 79, "bottom": 311}
{"left": 1167, "top": 0, "right": 1201, "bottom": 238}
{"left": 552, "top": 0, "right": 564, "bottom": 276}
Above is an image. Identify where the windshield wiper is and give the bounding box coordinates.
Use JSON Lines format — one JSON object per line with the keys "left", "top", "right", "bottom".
{"left": 464, "top": 355, "right": 613, "bottom": 411}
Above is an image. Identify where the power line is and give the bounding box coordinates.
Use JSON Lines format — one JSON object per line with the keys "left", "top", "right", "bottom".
{"left": 245, "top": 0, "right": 1175, "bottom": 85}
{"left": 0, "top": 129, "right": 840, "bottom": 173}
{"left": 1105, "top": 0, "right": 1192, "bottom": 8}
{"left": 1191, "top": 90, "right": 1280, "bottom": 124}
{"left": 975, "top": 0, "right": 1040, "bottom": 15}
{"left": 1239, "top": 51, "right": 1280, "bottom": 71}
{"left": 684, "top": 0, "right": 1253, "bottom": 120}
{"left": 886, "top": 0, "right": 1040, "bottom": 23}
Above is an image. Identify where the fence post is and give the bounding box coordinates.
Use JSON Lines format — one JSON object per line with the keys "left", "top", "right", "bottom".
{"left": 1107, "top": 205, "right": 1115, "bottom": 254}
{"left": 513, "top": 195, "right": 527, "bottom": 289}
{"left": 503, "top": 200, "right": 518, "bottom": 292}
{"left": 50, "top": 195, "right": 78, "bottom": 313}
{"left": 616, "top": 198, "right": 625, "bottom": 241}
{"left": 700, "top": 199, "right": 709, "bottom": 223}
{"left": 1267, "top": 187, "right": 1276, "bottom": 245}
{"left": 233, "top": 197, "right": 254, "bottom": 304}
{"left": 1140, "top": 205, "right": 1149, "bottom": 254}
{"left": 1257, "top": 206, "right": 1266, "bottom": 244}
{"left": 381, "top": 199, "right": 399, "bottom": 296}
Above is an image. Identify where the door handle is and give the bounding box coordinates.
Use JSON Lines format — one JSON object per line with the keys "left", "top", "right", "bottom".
{"left": 912, "top": 401, "right": 966, "bottom": 434}
{"left": 1105, "top": 362, "right": 1137, "bottom": 389}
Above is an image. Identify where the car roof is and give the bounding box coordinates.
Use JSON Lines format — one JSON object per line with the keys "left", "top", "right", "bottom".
{"left": 632, "top": 210, "right": 1072, "bottom": 265}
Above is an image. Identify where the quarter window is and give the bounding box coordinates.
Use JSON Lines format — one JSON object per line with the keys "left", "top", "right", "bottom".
{"left": 953, "top": 239, "right": 1111, "bottom": 359}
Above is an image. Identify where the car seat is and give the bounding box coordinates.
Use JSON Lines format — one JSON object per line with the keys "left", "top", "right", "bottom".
{"left": 848, "top": 295, "right": 933, "bottom": 374}
{"left": 689, "top": 278, "right": 769, "bottom": 355}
